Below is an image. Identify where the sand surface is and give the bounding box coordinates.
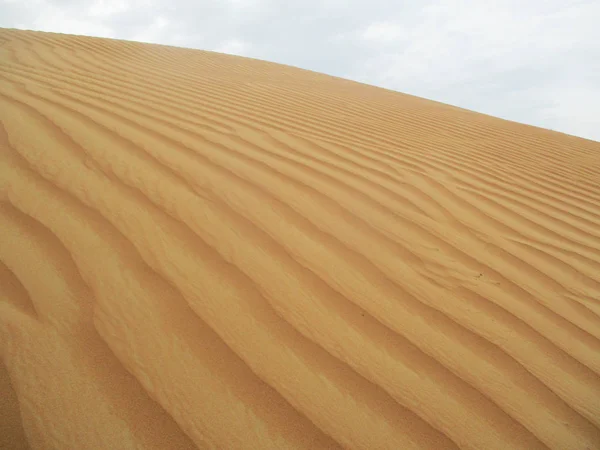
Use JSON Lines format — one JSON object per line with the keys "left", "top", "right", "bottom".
{"left": 1, "top": 28, "right": 599, "bottom": 450}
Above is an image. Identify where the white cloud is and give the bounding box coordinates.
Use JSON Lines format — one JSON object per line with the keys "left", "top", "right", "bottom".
{"left": 130, "top": 15, "right": 169, "bottom": 44}
{"left": 214, "top": 39, "right": 250, "bottom": 56}
{"left": 361, "top": 22, "right": 405, "bottom": 43}
{"left": 89, "top": 0, "right": 130, "bottom": 17}
{"left": 539, "top": 83, "right": 600, "bottom": 136}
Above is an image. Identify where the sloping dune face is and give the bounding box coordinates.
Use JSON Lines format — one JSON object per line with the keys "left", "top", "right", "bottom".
{"left": 1, "top": 28, "right": 600, "bottom": 450}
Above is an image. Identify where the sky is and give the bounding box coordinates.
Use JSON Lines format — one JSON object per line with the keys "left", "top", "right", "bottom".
{"left": 2, "top": 0, "right": 599, "bottom": 142}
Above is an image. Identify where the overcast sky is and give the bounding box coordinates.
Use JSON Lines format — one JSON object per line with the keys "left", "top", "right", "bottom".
{"left": 2, "top": 0, "right": 599, "bottom": 142}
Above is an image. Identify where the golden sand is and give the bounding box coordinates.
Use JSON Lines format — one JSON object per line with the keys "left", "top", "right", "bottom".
{"left": 1, "top": 29, "right": 599, "bottom": 449}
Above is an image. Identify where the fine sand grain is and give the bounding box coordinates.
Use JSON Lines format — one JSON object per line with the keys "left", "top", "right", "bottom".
{"left": 1, "top": 28, "right": 599, "bottom": 449}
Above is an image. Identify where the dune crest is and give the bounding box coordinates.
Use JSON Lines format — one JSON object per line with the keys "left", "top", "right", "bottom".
{"left": 1, "top": 28, "right": 599, "bottom": 449}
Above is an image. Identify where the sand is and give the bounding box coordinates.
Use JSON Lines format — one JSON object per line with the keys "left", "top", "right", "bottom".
{"left": 0, "top": 28, "right": 599, "bottom": 450}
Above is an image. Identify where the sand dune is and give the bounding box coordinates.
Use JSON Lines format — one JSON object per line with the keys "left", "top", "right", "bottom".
{"left": 0, "top": 28, "right": 599, "bottom": 450}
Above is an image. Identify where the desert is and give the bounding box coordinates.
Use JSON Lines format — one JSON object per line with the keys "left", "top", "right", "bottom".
{"left": 1, "top": 28, "right": 600, "bottom": 449}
